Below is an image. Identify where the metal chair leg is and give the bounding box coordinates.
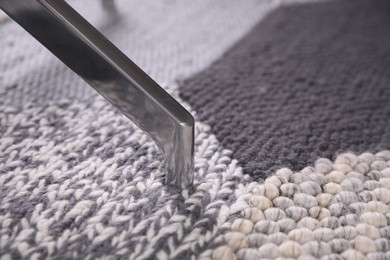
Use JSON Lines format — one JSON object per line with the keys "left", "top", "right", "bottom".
{"left": 0, "top": 9, "right": 7, "bottom": 23}
{"left": 0, "top": 0, "right": 195, "bottom": 189}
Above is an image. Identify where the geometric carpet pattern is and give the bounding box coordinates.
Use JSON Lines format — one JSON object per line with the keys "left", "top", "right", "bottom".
{"left": 1, "top": 0, "right": 390, "bottom": 259}
{"left": 1, "top": 92, "right": 390, "bottom": 259}
{"left": 1, "top": 99, "right": 390, "bottom": 259}
{"left": 180, "top": 0, "right": 390, "bottom": 180}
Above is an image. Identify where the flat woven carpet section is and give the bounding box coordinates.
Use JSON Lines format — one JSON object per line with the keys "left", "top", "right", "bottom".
{"left": 179, "top": 0, "right": 390, "bottom": 180}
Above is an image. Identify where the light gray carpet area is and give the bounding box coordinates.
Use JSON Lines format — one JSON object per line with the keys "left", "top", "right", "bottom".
{"left": 0, "top": 0, "right": 269, "bottom": 105}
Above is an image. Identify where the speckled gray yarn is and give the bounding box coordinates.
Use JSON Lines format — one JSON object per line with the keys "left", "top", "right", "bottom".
{"left": 3, "top": 98, "right": 390, "bottom": 259}
{"left": 0, "top": 1, "right": 274, "bottom": 258}
{"left": 0, "top": 96, "right": 253, "bottom": 259}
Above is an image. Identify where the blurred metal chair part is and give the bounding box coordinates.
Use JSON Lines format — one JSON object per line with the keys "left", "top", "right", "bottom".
{"left": 0, "top": 0, "right": 195, "bottom": 189}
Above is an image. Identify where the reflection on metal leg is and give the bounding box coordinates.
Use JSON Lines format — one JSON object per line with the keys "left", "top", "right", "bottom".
{"left": 0, "top": 0, "right": 195, "bottom": 189}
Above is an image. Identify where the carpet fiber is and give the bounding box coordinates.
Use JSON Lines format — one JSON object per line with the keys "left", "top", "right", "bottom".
{"left": 180, "top": 0, "right": 390, "bottom": 180}
{"left": 1, "top": 0, "right": 390, "bottom": 259}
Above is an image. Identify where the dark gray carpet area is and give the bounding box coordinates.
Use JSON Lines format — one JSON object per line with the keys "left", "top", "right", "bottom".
{"left": 179, "top": 0, "right": 390, "bottom": 180}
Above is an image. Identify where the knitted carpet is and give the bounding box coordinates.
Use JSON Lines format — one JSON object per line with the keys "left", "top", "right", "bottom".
{"left": 1, "top": 0, "right": 390, "bottom": 259}
{"left": 179, "top": 0, "right": 390, "bottom": 180}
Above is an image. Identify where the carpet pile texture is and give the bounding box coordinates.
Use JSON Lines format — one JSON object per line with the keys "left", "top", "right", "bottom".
{"left": 1, "top": 0, "right": 390, "bottom": 259}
